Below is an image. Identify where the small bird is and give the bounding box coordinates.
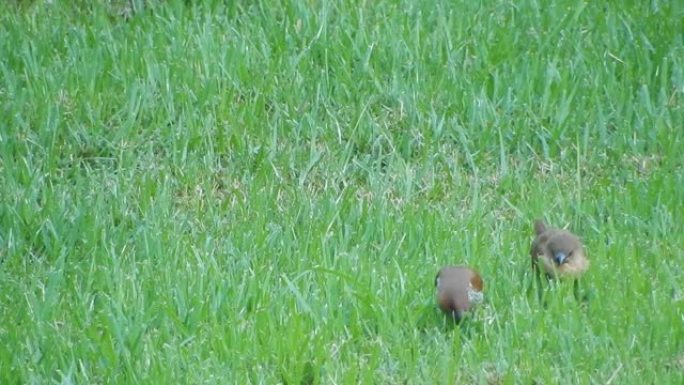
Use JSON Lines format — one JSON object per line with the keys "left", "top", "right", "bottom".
{"left": 530, "top": 219, "right": 589, "bottom": 279}
{"left": 530, "top": 219, "right": 590, "bottom": 301}
{"left": 435, "top": 266, "right": 484, "bottom": 322}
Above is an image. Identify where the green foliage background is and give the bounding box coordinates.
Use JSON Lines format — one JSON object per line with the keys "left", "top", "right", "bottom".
{"left": 1, "top": 0, "right": 682, "bottom": 383}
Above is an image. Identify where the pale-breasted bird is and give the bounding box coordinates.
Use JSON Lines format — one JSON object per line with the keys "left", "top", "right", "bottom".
{"left": 530, "top": 219, "right": 589, "bottom": 279}
{"left": 530, "top": 219, "right": 590, "bottom": 302}
{"left": 435, "top": 266, "right": 484, "bottom": 322}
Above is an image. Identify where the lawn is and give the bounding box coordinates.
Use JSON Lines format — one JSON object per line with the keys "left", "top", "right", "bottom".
{"left": 0, "top": 0, "right": 682, "bottom": 384}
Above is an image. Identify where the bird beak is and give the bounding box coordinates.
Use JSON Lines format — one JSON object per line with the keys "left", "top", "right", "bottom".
{"left": 554, "top": 252, "right": 567, "bottom": 265}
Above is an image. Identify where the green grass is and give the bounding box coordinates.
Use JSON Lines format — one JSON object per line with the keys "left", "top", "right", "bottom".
{"left": 1, "top": 0, "right": 683, "bottom": 383}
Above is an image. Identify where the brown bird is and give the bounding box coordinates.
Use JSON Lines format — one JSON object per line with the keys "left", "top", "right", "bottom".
{"left": 530, "top": 219, "right": 590, "bottom": 301}
{"left": 435, "top": 266, "right": 484, "bottom": 322}
{"left": 530, "top": 219, "right": 589, "bottom": 279}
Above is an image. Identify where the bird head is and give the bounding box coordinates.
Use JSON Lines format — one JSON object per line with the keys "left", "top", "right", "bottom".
{"left": 547, "top": 231, "right": 582, "bottom": 266}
